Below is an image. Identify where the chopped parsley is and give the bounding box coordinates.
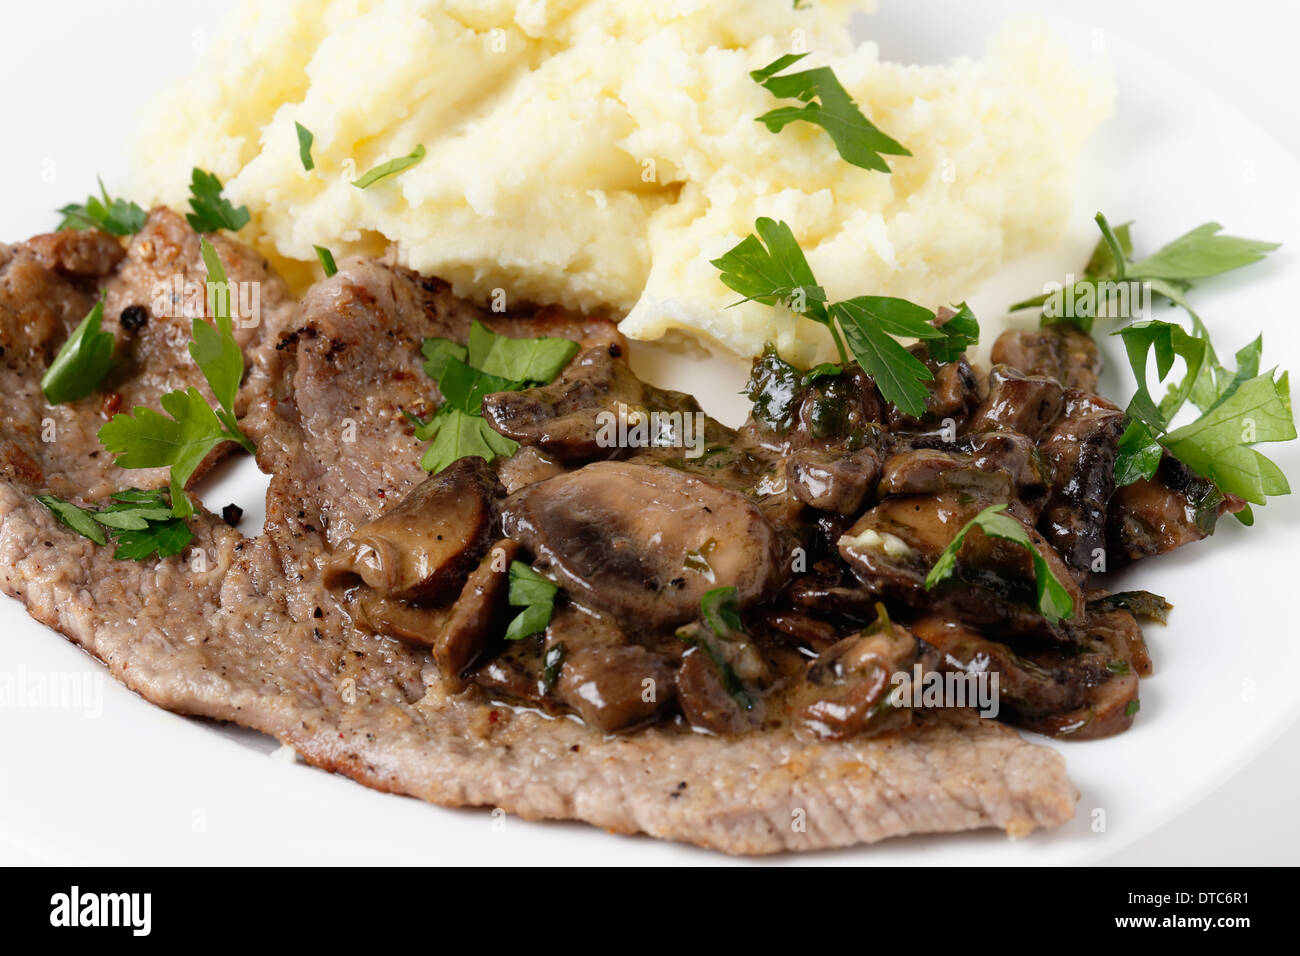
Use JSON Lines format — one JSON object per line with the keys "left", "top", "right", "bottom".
{"left": 40, "top": 296, "right": 114, "bottom": 404}
{"left": 744, "top": 344, "right": 804, "bottom": 431}
{"left": 924, "top": 503, "right": 1075, "bottom": 624}
{"left": 353, "top": 145, "right": 426, "bottom": 189}
{"left": 185, "top": 168, "right": 250, "bottom": 233}
{"left": 56, "top": 178, "right": 147, "bottom": 236}
{"left": 712, "top": 217, "right": 978, "bottom": 417}
{"left": 314, "top": 245, "right": 338, "bottom": 277}
{"left": 677, "top": 586, "right": 755, "bottom": 711}
{"left": 37, "top": 489, "right": 194, "bottom": 561}
{"left": 504, "top": 561, "right": 559, "bottom": 641}
{"left": 542, "top": 643, "right": 566, "bottom": 690}
{"left": 750, "top": 53, "right": 909, "bottom": 173}
{"left": 295, "top": 122, "right": 315, "bottom": 171}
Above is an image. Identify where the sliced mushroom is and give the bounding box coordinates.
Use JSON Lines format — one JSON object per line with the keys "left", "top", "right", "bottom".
{"left": 886, "top": 345, "right": 981, "bottom": 431}
{"left": 481, "top": 345, "right": 704, "bottom": 462}
{"left": 1107, "top": 454, "right": 1237, "bottom": 561}
{"left": 1037, "top": 390, "right": 1126, "bottom": 572}
{"left": 785, "top": 446, "right": 882, "bottom": 514}
{"left": 554, "top": 644, "right": 678, "bottom": 732}
{"left": 1083, "top": 606, "right": 1153, "bottom": 678}
{"left": 353, "top": 594, "right": 450, "bottom": 644}
{"left": 324, "top": 457, "right": 499, "bottom": 604}
{"left": 760, "top": 608, "right": 842, "bottom": 652}
{"left": 676, "top": 646, "right": 763, "bottom": 735}
{"left": 877, "top": 448, "right": 1016, "bottom": 500}
{"left": 837, "top": 494, "right": 1083, "bottom": 641}
{"left": 795, "top": 614, "right": 918, "bottom": 740}
{"left": 911, "top": 615, "right": 1139, "bottom": 740}
{"left": 432, "top": 539, "right": 520, "bottom": 687}
{"left": 966, "top": 365, "right": 1065, "bottom": 440}
{"left": 471, "top": 634, "right": 561, "bottom": 712}
{"left": 991, "top": 325, "right": 1102, "bottom": 393}
{"left": 495, "top": 446, "right": 564, "bottom": 494}
{"left": 500, "top": 460, "right": 784, "bottom": 628}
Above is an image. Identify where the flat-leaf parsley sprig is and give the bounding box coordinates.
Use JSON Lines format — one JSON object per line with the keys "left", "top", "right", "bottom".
{"left": 711, "top": 217, "right": 978, "bottom": 417}
{"left": 98, "top": 238, "right": 255, "bottom": 518}
{"left": 40, "top": 295, "right": 115, "bottom": 405}
{"left": 409, "top": 320, "right": 580, "bottom": 474}
{"left": 185, "top": 168, "right": 250, "bottom": 234}
{"left": 1015, "top": 212, "right": 1293, "bottom": 523}
{"left": 750, "top": 53, "right": 909, "bottom": 174}
{"left": 37, "top": 488, "right": 194, "bottom": 561}
{"left": 56, "top": 177, "right": 147, "bottom": 236}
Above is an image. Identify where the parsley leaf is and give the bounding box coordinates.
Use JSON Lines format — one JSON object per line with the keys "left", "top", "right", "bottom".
{"left": 1129, "top": 222, "right": 1279, "bottom": 280}
{"left": 98, "top": 242, "right": 255, "bottom": 518}
{"left": 98, "top": 387, "right": 229, "bottom": 517}
{"left": 710, "top": 217, "right": 829, "bottom": 324}
{"left": 41, "top": 296, "right": 114, "bottom": 404}
{"left": 926, "top": 302, "right": 980, "bottom": 364}
{"left": 186, "top": 168, "right": 250, "bottom": 233}
{"left": 192, "top": 239, "right": 247, "bottom": 431}
{"left": 111, "top": 518, "right": 194, "bottom": 561}
{"left": 414, "top": 323, "right": 579, "bottom": 473}
{"left": 353, "top": 145, "right": 426, "bottom": 189}
{"left": 416, "top": 406, "right": 518, "bottom": 474}
{"left": 467, "top": 321, "right": 580, "bottom": 384}
{"left": 751, "top": 53, "right": 909, "bottom": 173}
{"left": 713, "top": 219, "right": 978, "bottom": 417}
{"left": 438, "top": 356, "right": 516, "bottom": 415}
{"left": 36, "top": 495, "right": 107, "bottom": 545}
{"left": 924, "top": 503, "right": 1075, "bottom": 624}
{"left": 504, "top": 561, "right": 558, "bottom": 641}
{"left": 35, "top": 489, "right": 194, "bottom": 560}
{"left": 1012, "top": 213, "right": 1277, "bottom": 335}
{"left": 295, "top": 122, "right": 315, "bottom": 171}
{"left": 1115, "top": 320, "right": 1208, "bottom": 436}
{"left": 421, "top": 337, "right": 468, "bottom": 382}
{"left": 831, "top": 296, "right": 940, "bottom": 418}
{"left": 1113, "top": 420, "right": 1165, "bottom": 487}
{"left": 1161, "top": 370, "right": 1294, "bottom": 506}
{"left": 56, "top": 178, "right": 147, "bottom": 236}
{"left": 314, "top": 245, "right": 337, "bottom": 277}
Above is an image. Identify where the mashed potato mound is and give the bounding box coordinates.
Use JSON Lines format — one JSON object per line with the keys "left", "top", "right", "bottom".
{"left": 131, "top": 0, "right": 1111, "bottom": 364}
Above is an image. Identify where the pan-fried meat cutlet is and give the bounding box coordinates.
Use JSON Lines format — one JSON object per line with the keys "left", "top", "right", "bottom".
{"left": 0, "top": 213, "right": 1079, "bottom": 853}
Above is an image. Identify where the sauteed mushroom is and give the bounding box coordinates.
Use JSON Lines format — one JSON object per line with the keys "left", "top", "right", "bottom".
{"left": 501, "top": 460, "right": 784, "bottom": 628}
{"left": 324, "top": 457, "right": 499, "bottom": 604}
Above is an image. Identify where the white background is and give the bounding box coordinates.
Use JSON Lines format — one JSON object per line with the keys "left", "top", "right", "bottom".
{"left": 0, "top": 0, "right": 1297, "bottom": 865}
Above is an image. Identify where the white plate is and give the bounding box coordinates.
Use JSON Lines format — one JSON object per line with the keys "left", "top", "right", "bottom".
{"left": 2, "top": 0, "right": 1297, "bottom": 865}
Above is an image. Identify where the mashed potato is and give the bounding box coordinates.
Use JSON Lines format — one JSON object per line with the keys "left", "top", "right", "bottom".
{"left": 131, "top": 0, "right": 1111, "bottom": 364}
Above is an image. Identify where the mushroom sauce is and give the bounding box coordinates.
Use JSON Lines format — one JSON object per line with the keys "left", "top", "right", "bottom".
{"left": 324, "top": 317, "right": 1237, "bottom": 741}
